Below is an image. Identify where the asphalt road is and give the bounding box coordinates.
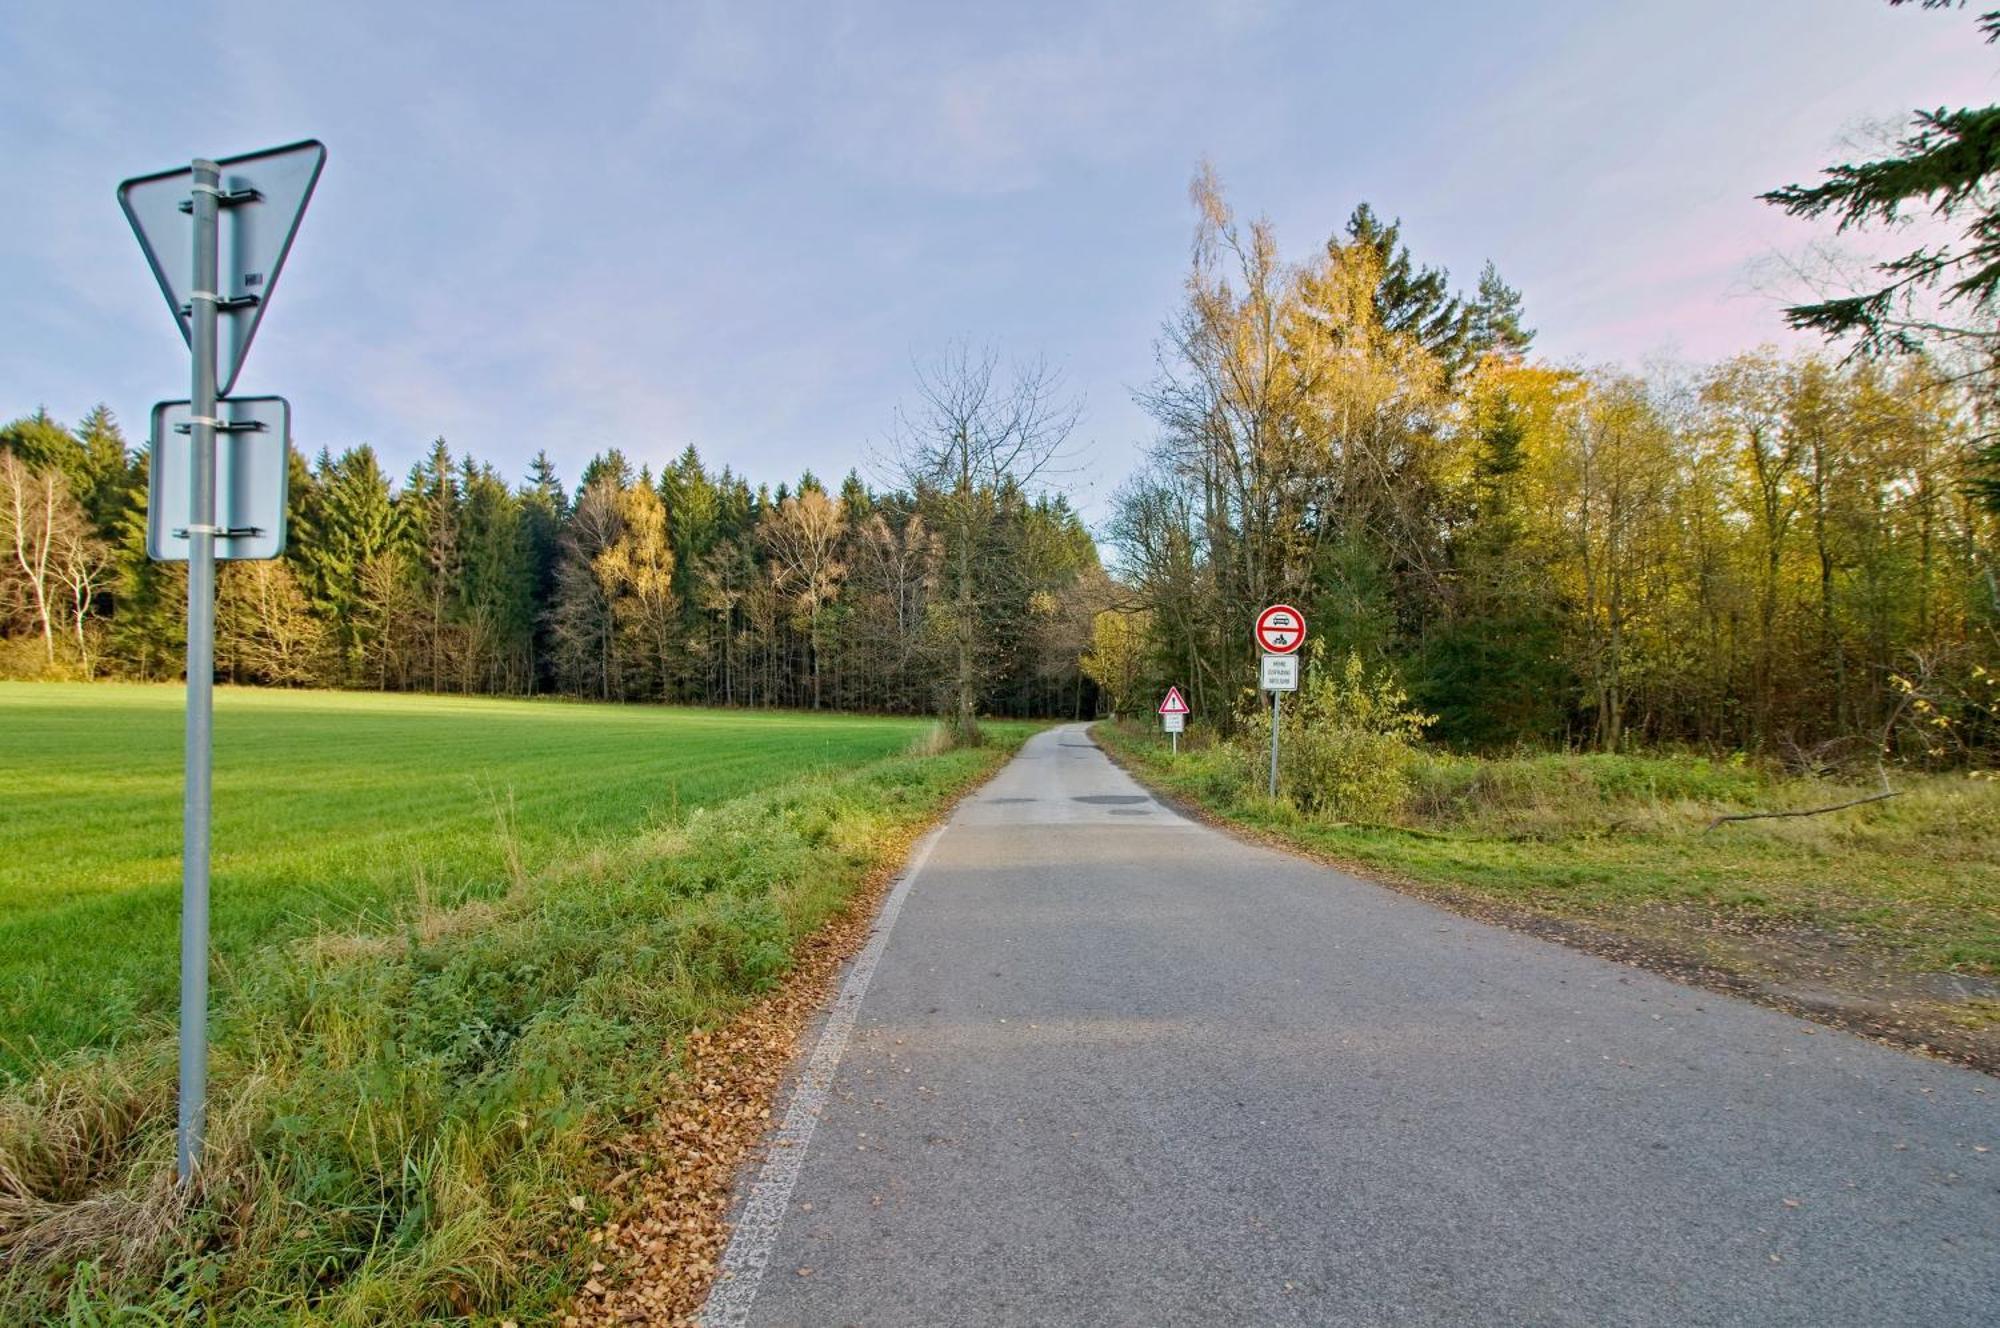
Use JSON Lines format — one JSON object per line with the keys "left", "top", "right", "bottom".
{"left": 707, "top": 725, "right": 1998, "bottom": 1326}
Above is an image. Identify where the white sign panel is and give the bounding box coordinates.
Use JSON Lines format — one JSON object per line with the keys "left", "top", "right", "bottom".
{"left": 1162, "top": 712, "right": 1185, "bottom": 733}
{"left": 148, "top": 396, "right": 291, "bottom": 561}
{"left": 1260, "top": 653, "right": 1298, "bottom": 692}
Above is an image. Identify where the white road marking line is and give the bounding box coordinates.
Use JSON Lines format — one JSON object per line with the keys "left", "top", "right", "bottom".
{"left": 698, "top": 820, "right": 950, "bottom": 1326}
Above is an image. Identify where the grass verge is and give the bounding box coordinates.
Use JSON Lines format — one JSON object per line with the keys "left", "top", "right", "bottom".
{"left": 0, "top": 717, "right": 1028, "bottom": 1324}
{"left": 1096, "top": 720, "right": 2000, "bottom": 1070}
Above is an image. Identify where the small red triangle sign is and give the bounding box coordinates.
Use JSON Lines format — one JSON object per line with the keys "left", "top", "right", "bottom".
{"left": 1158, "top": 686, "right": 1190, "bottom": 715}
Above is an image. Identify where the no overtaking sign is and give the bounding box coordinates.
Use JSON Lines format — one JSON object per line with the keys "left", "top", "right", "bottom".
{"left": 1255, "top": 604, "right": 1305, "bottom": 654}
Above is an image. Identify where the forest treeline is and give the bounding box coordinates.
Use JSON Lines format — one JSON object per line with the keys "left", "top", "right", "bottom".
{"left": 9, "top": 167, "right": 2000, "bottom": 756}
{"left": 0, "top": 400, "right": 1108, "bottom": 720}
{"left": 1093, "top": 172, "right": 2000, "bottom": 761}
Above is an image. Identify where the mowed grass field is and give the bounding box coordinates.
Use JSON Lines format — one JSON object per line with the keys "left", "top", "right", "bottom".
{"left": 0, "top": 682, "right": 934, "bottom": 1075}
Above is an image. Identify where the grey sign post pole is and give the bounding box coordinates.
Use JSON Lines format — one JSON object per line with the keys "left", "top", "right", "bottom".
{"left": 1254, "top": 606, "right": 1305, "bottom": 802}
{"left": 121, "top": 141, "right": 322, "bottom": 1185}
{"left": 176, "top": 158, "right": 222, "bottom": 1184}
{"left": 1268, "top": 689, "right": 1280, "bottom": 798}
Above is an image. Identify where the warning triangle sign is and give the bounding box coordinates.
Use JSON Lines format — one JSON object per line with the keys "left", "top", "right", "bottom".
{"left": 1158, "top": 686, "right": 1190, "bottom": 715}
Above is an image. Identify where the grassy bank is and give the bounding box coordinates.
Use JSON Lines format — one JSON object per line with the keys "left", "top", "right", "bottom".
{"left": 0, "top": 686, "right": 1029, "bottom": 1322}
{"left": 0, "top": 683, "right": 936, "bottom": 1073}
{"left": 1098, "top": 721, "right": 2000, "bottom": 1048}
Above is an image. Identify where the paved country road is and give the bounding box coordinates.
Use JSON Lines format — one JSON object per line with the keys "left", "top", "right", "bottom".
{"left": 704, "top": 726, "right": 1998, "bottom": 1327}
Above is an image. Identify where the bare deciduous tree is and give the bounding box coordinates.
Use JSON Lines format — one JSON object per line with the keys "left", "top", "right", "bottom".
{"left": 889, "top": 344, "right": 1081, "bottom": 741}
{"left": 1, "top": 451, "right": 107, "bottom": 672}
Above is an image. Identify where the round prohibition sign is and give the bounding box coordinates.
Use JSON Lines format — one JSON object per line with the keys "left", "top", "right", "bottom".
{"left": 1255, "top": 603, "right": 1306, "bottom": 655}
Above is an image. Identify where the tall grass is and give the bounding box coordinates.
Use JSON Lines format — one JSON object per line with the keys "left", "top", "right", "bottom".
{"left": 0, "top": 728, "right": 1025, "bottom": 1323}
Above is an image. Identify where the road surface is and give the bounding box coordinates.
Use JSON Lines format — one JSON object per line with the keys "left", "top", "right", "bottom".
{"left": 705, "top": 725, "right": 1997, "bottom": 1326}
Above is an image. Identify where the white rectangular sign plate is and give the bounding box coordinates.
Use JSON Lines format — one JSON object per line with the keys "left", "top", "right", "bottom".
{"left": 149, "top": 396, "right": 290, "bottom": 561}
{"left": 1260, "top": 653, "right": 1298, "bottom": 692}
{"left": 1162, "top": 712, "right": 1185, "bottom": 733}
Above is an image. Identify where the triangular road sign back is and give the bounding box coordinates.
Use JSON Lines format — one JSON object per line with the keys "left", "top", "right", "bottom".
{"left": 1158, "top": 686, "right": 1190, "bottom": 715}
{"left": 119, "top": 140, "right": 326, "bottom": 397}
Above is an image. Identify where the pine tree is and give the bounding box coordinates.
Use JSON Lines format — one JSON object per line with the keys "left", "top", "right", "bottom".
{"left": 518, "top": 451, "right": 568, "bottom": 691}
{"left": 1468, "top": 261, "right": 1535, "bottom": 360}
{"left": 1338, "top": 204, "right": 1475, "bottom": 376}
{"left": 295, "top": 446, "right": 406, "bottom": 682}
{"left": 1762, "top": 2, "right": 2000, "bottom": 356}
{"left": 403, "top": 438, "right": 463, "bottom": 689}
{"left": 107, "top": 450, "right": 186, "bottom": 679}
{"left": 71, "top": 406, "right": 135, "bottom": 538}
{"left": 1417, "top": 388, "right": 1565, "bottom": 746}
{"left": 459, "top": 459, "right": 534, "bottom": 693}
{"left": 0, "top": 410, "right": 83, "bottom": 476}
{"left": 660, "top": 447, "right": 720, "bottom": 700}
{"left": 577, "top": 448, "right": 633, "bottom": 495}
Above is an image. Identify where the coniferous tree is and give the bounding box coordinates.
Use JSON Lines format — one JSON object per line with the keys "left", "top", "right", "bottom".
{"left": 107, "top": 450, "right": 185, "bottom": 679}
{"left": 70, "top": 406, "right": 135, "bottom": 538}
{"left": 1763, "top": 1, "right": 2000, "bottom": 360}
{"left": 296, "top": 446, "right": 406, "bottom": 682}
{"left": 404, "top": 438, "right": 463, "bottom": 690}
{"left": 1469, "top": 261, "right": 1535, "bottom": 360}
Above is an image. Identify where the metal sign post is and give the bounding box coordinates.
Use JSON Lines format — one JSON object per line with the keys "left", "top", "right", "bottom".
{"left": 1254, "top": 607, "right": 1305, "bottom": 800}
{"left": 1270, "top": 689, "right": 1280, "bottom": 797}
{"left": 120, "top": 141, "right": 323, "bottom": 1184}
{"left": 176, "top": 158, "right": 220, "bottom": 1184}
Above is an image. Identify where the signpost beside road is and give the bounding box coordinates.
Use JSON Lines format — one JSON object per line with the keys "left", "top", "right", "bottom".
{"left": 120, "top": 141, "right": 324, "bottom": 1184}
{"left": 1255, "top": 605, "right": 1306, "bottom": 797}
{"left": 1158, "top": 686, "right": 1190, "bottom": 754}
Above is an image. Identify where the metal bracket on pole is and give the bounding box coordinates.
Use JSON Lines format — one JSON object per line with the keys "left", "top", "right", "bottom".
{"left": 178, "top": 185, "right": 262, "bottom": 212}
{"left": 172, "top": 525, "right": 266, "bottom": 539}
{"left": 173, "top": 417, "right": 268, "bottom": 435}
{"left": 179, "top": 294, "right": 261, "bottom": 315}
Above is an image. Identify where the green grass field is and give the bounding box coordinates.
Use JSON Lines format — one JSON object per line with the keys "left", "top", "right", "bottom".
{"left": 0, "top": 682, "right": 934, "bottom": 1074}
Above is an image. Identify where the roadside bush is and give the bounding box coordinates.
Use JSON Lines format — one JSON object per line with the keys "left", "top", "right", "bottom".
{"left": 1240, "top": 644, "right": 1432, "bottom": 822}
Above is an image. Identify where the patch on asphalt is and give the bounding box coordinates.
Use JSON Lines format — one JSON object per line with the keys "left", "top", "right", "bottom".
{"left": 1073, "top": 794, "right": 1151, "bottom": 805}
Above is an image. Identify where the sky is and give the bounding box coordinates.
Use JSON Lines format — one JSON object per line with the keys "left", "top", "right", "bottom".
{"left": 3, "top": 1, "right": 1996, "bottom": 528}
